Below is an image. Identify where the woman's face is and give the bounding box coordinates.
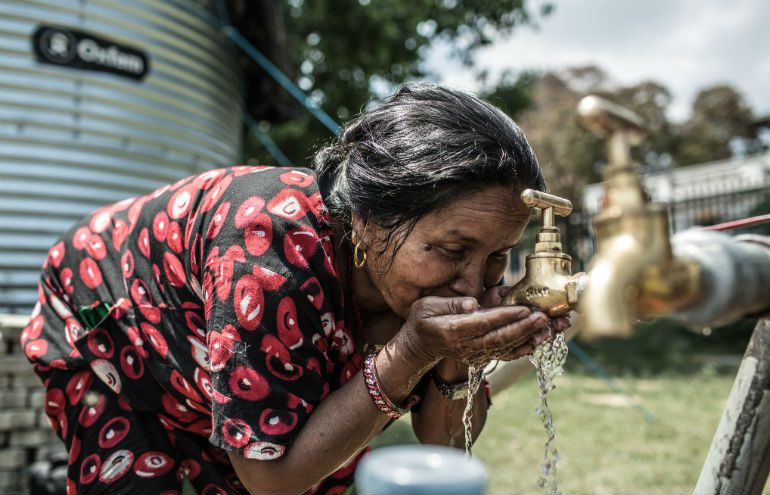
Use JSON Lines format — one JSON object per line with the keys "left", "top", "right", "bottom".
{"left": 354, "top": 186, "right": 531, "bottom": 319}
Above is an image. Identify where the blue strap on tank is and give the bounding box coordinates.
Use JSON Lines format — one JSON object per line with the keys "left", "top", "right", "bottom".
{"left": 214, "top": 0, "right": 343, "bottom": 137}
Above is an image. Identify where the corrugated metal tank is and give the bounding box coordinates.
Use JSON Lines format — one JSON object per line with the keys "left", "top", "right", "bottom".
{"left": 0, "top": 0, "right": 244, "bottom": 314}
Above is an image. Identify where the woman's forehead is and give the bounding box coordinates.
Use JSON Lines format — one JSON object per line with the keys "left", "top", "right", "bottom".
{"left": 433, "top": 186, "right": 528, "bottom": 218}
{"left": 415, "top": 187, "right": 530, "bottom": 241}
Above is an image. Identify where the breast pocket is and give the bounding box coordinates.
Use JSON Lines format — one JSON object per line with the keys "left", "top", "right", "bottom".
{"left": 72, "top": 302, "right": 166, "bottom": 413}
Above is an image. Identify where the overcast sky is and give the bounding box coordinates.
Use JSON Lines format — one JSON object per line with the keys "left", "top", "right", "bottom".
{"left": 427, "top": 0, "right": 770, "bottom": 122}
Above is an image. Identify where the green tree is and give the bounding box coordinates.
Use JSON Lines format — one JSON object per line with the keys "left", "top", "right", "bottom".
{"left": 481, "top": 70, "right": 539, "bottom": 118}
{"left": 244, "top": 0, "right": 552, "bottom": 165}
{"left": 674, "top": 85, "right": 755, "bottom": 166}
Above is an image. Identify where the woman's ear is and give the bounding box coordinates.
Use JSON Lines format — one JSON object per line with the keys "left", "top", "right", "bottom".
{"left": 350, "top": 213, "right": 369, "bottom": 248}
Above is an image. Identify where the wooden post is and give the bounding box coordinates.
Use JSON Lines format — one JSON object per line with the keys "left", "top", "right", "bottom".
{"left": 694, "top": 318, "right": 770, "bottom": 495}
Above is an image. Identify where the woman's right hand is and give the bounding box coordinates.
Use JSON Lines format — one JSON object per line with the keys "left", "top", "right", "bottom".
{"left": 401, "top": 296, "right": 552, "bottom": 366}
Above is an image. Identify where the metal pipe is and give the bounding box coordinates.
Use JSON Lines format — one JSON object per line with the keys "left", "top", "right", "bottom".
{"left": 667, "top": 231, "right": 770, "bottom": 327}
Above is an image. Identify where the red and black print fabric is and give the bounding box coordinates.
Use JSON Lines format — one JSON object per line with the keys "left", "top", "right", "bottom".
{"left": 22, "top": 166, "right": 363, "bottom": 495}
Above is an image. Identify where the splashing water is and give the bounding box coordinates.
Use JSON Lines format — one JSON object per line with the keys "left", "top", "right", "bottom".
{"left": 462, "top": 365, "right": 484, "bottom": 455}
{"left": 529, "top": 330, "right": 569, "bottom": 495}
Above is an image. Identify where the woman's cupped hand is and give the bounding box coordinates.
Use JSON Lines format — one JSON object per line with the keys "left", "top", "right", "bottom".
{"left": 402, "top": 287, "right": 570, "bottom": 366}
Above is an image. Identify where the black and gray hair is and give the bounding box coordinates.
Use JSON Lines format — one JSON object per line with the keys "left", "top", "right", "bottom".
{"left": 314, "top": 82, "right": 545, "bottom": 253}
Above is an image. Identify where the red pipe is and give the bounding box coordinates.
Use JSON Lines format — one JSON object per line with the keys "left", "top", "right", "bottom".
{"left": 702, "top": 213, "right": 770, "bottom": 232}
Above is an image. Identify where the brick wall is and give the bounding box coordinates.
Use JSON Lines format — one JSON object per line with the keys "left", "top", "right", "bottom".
{"left": 0, "top": 315, "right": 65, "bottom": 495}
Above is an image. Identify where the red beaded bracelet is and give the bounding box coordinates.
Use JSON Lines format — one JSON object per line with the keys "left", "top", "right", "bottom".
{"left": 362, "top": 353, "right": 411, "bottom": 419}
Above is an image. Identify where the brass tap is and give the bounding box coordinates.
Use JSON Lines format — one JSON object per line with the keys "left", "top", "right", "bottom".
{"left": 577, "top": 96, "right": 700, "bottom": 338}
{"left": 502, "top": 189, "right": 584, "bottom": 317}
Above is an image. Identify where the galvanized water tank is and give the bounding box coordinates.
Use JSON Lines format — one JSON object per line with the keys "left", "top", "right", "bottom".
{"left": 0, "top": 0, "right": 244, "bottom": 314}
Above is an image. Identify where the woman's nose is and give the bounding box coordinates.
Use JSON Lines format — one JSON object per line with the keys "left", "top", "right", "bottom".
{"left": 448, "top": 267, "right": 485, "bottom": 299}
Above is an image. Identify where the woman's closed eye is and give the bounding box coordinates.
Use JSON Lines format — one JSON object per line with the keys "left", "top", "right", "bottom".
{"left": 488, "top": 248, "right": 512, "bottom": 262}
{"left": 436, "top": 245, "right": 466, "bottom": 260}
{"left": 431, "top": 244, "right": 513, "bottom": 261}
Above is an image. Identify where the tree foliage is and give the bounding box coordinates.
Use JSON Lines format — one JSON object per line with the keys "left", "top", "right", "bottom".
{"left": 245, "top": 0, "right": 551, "bottom": 164}
{"left": 243, "top": 3, "right": 764, "bottom": 198}
{"left": 495, "top": 65, "right": 763, "bottom": 198}
{"left": 676, "top": 85, "right": 755, "bottom": 165}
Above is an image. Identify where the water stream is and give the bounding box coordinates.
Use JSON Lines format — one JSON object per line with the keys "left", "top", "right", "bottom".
{"left": 460, "top": 327, "right": 569, "bottom": 495}
{"left": 462, "top": 364, "right": 484, "bottom": 455}
{"left": 528, "top": 330, "right": 569, "bottom": 495}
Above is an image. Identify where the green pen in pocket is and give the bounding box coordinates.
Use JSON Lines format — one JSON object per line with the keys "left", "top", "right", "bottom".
{"left": 181, "top": 472, "right": 198, "bottom": 495}
{"left": 76, "top": 301, "right": 113, "bottom": 330}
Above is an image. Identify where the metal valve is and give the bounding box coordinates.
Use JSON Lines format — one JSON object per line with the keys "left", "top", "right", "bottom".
{"left": 577, "top": 94, "right": 700, "bottom": 337}
{"left": 501, "top": 189, "right": 582, "bottom": 317}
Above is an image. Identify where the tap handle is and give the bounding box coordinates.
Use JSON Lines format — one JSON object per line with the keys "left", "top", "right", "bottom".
{"left": 521, "top": 189, "right": 572, "bottom": 230}
{"left": 577, "top": 95, "right": 647, "bottom": 174}
{"left": 577, "top": 95, "right": 645, "bottom": 143}
{"left": 521, "top": 189, "right": 572, "bottom": 216}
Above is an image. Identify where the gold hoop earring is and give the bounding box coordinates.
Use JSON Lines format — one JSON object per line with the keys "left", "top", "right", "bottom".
{"left": 353, "top": 241, "right": 367, "bottom": 268}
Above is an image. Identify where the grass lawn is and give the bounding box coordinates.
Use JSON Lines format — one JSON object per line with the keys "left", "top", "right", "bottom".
{"left": 472, "top": 318, "right": 760, "bottom": 495}
{"left": 474, "top": 371, "right": 733, "bottom": 495}
{"left": 371, "top": 318, "right": 762, "bottom": 495}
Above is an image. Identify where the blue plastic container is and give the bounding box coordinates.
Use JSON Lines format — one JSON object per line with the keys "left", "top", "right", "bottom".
{"left": 355, "top": 445, "right": 488, "bottom": 495}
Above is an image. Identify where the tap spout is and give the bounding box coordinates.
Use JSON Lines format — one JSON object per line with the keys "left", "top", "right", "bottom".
{"left": 579, "top": 232, "right": 660, "bottom": 338}
{"left": 579, "top": 207, "right": 701, "bottom": 339}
